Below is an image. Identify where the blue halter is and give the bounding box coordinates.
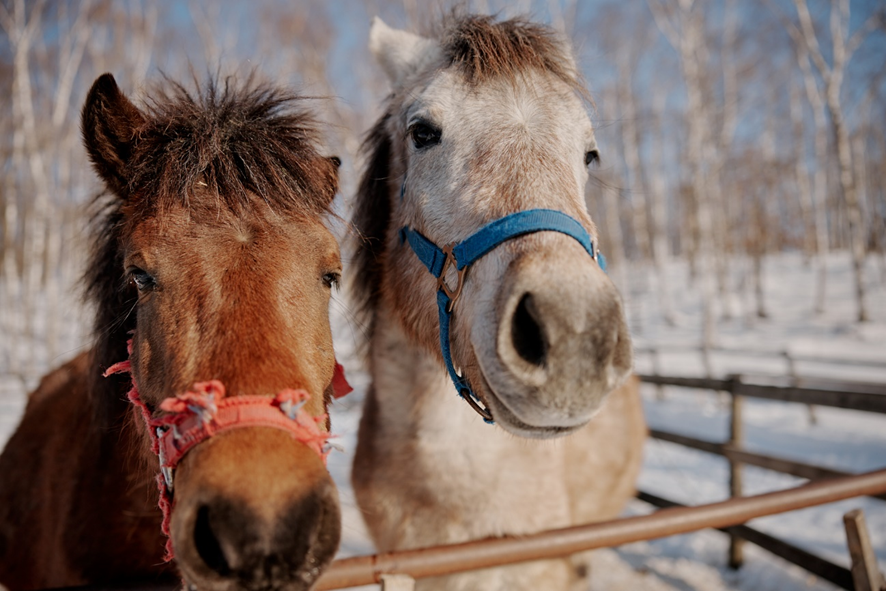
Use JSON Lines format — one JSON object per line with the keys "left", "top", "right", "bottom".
{"left": 399, "top": 208, "right": 606, "bottom": 424}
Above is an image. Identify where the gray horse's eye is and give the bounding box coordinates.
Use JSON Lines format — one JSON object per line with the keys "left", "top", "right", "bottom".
{"left": 585, "top": 149, "right": 600, "bottom": 166}
{"left": 409, "top": 122, "right": 442, "bottom": 149}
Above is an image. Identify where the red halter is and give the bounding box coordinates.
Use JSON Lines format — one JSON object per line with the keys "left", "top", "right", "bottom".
{"left": 103, "top": 341, "right": 351, "bottom": 562}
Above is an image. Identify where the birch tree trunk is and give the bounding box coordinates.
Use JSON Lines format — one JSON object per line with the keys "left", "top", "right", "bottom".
{"left": 790, "top": 75, "right": 816, "bottom": 262}
{"left": 648, "top": 89, "right": 676, "bottom": 325}
{"left": 649, "top": 0, "right": 718, "bottom": 348}
{"left": 791, "top": 0, "right": 879, "bottom": 322}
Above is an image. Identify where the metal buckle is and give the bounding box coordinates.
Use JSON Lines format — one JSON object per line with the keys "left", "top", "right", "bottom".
{"left": 437, "top": 243, "right": 466, "bottom": 312}
{"left": 156, "top": 427, "right": 174, "bottom": 493}
{"left": 460, "top": 387, "right": 494, "bottom": 423}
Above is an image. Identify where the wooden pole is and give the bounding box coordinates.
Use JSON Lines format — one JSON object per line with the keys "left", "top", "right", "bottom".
{"left": 315, "top": 469, "right": 886, "bottom": 589}
{"left": 728, "top": 376, "right": 744, "bottom": 569}
{"left": 843, "top": 509, "right": 886, "bottom": 591}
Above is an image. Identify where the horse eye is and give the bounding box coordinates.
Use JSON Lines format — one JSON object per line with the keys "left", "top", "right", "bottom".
{"left": 585, "top": 150, "right": 600, "bottom": 166}
{"left": 128, "top": 268, "right": 156, "bottom": 292}
{"left": 322, "top": 272, "right": 341, "bottom": 289}
{"left": 409, "top": 122, "right": 442, "bottom": 149}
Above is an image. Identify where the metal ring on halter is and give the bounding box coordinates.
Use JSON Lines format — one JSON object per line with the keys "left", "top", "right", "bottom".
{"left": 437, "top": 244, "right": 466, "bottom": 312}
{"left": 460, "top": 387, "right": 493, "bottom": 422}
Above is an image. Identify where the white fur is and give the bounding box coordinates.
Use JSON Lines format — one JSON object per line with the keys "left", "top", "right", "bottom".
{"left": 353, "top": 18, "right": 647, "bottom": 591}
{"left": 369, "top": 17, "right": 443, "bottom": 88}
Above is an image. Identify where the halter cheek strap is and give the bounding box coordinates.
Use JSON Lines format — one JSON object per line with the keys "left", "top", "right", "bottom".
{"left": 399, "top": 208, "right": 605, "bottom": 424}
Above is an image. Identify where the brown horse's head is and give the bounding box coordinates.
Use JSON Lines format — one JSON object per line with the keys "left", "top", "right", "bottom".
{"left": 82, "top": 73, "right": 342, "bottom": 590}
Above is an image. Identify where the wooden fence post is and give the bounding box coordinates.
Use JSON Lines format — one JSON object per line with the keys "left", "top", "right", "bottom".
{"left": 843, "top": 509, "right": 886, "bottom": 591}
{"left": 728, "top": 374, "right": 744, "bottom": 569}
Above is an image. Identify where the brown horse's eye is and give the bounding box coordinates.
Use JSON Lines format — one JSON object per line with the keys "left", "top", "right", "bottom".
{"left": 585, "top": 149, "right": 600, "bottom": 166}
{"left": 128, "top": 268, "right": 156, "bottom": 292}
{"left": 409, "top": 121, "right": 442, "bottom": 150}
{"left": 322, "top": 272, "right": 340, "bottom": 289}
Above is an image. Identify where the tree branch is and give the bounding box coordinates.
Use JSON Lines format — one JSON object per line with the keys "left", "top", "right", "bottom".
{"left": 792, "top": 0, "right": 830, "bottom": 79}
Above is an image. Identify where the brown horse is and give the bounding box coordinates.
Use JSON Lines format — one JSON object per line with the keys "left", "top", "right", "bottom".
{"left": 351, "top": 15, "right": 647, "bottom": 590}
{"left": 0, "top": 74, "right": 345, "bottom": 591}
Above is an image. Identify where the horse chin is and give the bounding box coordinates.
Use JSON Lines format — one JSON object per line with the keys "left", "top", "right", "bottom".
{"left": 471, "top": 359, "right": 590, "bottom": 440}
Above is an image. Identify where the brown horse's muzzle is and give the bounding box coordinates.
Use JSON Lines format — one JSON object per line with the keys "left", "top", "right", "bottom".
{"left": 170, "top": 428, "right": 341, "bottom": 591}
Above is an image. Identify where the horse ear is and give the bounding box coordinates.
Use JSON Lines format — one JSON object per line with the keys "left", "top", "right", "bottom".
{"left": 369, "top": 17, "right": 441, "bottom": 87}
{"left": 81, "top": 73, "right": 146, "bottom": 197}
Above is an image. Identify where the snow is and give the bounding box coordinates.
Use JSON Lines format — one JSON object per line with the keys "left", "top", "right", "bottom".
{"left": 1, "top": 250, "right": 885, "bottom": 589}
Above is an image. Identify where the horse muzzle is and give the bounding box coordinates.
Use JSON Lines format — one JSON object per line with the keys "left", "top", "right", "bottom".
{"left": 170, "top": 428, "right": 341, "bottom": 591}
{"left": 469, "top": 237, "right": 633, "bottom": 438}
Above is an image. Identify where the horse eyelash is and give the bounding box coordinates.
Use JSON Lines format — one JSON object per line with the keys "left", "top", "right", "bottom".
{"left": 323, "top": 272, "right": 341, "bottom": 289}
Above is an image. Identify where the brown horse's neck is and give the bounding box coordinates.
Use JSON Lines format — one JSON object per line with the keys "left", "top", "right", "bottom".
{"left": 0, "top": 352, "right": 171, "bottom": 589}
{"left": 77, "top": 352, "right": 171, "bottom": 581}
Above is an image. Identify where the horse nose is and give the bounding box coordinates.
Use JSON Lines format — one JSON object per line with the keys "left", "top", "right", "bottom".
{"left": 510, "top": 293, "right": 548, "bottom": 368}
{"left": 191, "top": 482, "right": 340, "bottom": 589}
{"left": 492, "top": 254, "right": 632, "bottom": 425}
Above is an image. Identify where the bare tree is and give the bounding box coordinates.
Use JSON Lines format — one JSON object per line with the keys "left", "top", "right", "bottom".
{"left": 648, "top": 0, "right": 719, "bottom": 350}
{"left": 786, "top": 0, "right": 883, "bottom": 322}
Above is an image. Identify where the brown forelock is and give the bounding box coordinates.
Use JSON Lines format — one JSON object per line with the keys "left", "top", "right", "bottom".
{"left": 440, "top": 14, "right": 585, "bottom": 96}
{"left": 351, "top": 112, "right": 393, "bottom": 341}
{"left": 84, "top": 75, "right": 338, "bottom": 429}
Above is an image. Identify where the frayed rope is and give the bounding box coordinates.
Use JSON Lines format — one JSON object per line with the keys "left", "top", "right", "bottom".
{"left": 103, "top": 340, "right": 346, "bottom": 562}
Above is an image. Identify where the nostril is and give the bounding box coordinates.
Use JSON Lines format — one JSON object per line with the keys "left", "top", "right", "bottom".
{"left": 194, "top": 504, "right": 231, "bottom": 577}
{"left": 511, "top": 293, "right": 548, "bottom": 367}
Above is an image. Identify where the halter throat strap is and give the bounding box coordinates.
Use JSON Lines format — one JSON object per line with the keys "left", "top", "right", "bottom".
{"left": 399, "top": 208, "right": 605, "bottom": 424}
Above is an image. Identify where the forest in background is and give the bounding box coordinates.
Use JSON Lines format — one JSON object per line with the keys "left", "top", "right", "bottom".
{"left": 1, "top": 0, "right": 884, "bottom": 393}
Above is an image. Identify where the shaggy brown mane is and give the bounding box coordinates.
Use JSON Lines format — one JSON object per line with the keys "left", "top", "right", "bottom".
{"left": 85, "top": 75, "right": 338, "bottom": 429}
{"left": 352, "top": 15, "right": 583, "bottom": 339}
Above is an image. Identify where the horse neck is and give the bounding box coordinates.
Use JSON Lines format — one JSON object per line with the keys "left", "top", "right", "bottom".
{"left": 368, "top": 302, "right": 497, "bottom": 448}
{"left": 362, "top": 303, "right": 575, "bottom": 545}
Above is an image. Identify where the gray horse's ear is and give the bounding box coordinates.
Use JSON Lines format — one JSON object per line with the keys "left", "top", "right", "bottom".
{"left": 81, "top": 73, "right": 146, "bottom": 198}
{"left": 369, "top": 17, "right": 441, "bottom": 87}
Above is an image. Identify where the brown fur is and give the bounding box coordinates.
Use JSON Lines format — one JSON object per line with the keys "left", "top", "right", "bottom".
{"left": 0, "top": 74, "right": 342, "bottom": 590}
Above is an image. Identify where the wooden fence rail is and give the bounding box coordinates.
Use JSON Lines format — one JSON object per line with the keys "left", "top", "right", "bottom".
{"left": 648, "top": 428, "right": 886, "bottom": 502}
{"left": 637, "top": 490, "right": 857, "bottom": 590}
{"left": 638, "top": 371, "right": 886, "bottom": 583}
{"left": 314, "top": 470, "right": 886, "bottom": 589}
{"left": 32, "top": 371, "right": 886, "bottom": 591}
{"left": 637, "top": 374, "right": 886, "bottom": 413}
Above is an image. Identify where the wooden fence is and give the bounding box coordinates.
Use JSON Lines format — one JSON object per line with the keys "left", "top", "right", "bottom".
{"left": 314, "top": 367, "right": 886, "bottom": 590}
{"left": 635, "top": 369, "right": 886, "bottom": 590}
{"left": 28, "top": 364, "right": 886, "bottom": 591}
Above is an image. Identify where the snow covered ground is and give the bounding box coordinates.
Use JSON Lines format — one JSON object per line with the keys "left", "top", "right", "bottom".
{"left": 1, "top": 250, "right": 884, "bottom": 589}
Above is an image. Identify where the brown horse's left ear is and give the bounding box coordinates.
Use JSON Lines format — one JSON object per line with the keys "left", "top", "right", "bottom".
{"left": 81, "top": 73, "right": 147, "bottom": 198}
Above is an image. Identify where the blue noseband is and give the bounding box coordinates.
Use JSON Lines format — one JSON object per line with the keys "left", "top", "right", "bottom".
{"left": 399, "top": 208, "right": 606, "bottom": 424}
